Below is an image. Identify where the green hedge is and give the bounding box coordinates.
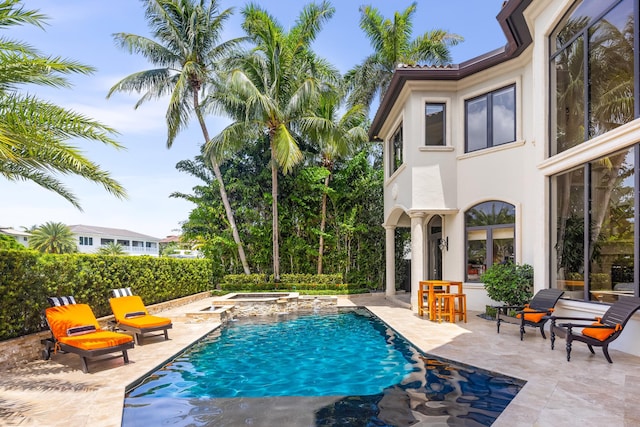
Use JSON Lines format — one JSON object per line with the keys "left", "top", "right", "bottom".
{"left": 219, "top": 273, "right": 366, "bottom": 294}
{"left": 0, "top": 250, "right": 214, "bottom": 341}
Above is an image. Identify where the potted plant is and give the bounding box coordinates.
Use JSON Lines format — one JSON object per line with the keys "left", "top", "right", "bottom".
{"left": 481, "top": 262, "right": 533, "bottom": 318}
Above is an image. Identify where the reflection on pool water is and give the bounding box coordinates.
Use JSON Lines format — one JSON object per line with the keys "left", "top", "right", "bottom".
{"left": 122, "top": 308, "right": 525, "bottom": 426}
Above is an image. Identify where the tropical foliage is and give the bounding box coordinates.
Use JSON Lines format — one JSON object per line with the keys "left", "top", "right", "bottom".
{"left": 205, "top": 1, "right": 340, "bottom": 281}
{"left": 481, "top": 262, "right": 534, "bottom": 306}
{"left": 345, "top": 1, "right": 462, "bottom": 111}
{"left": 108, "top": 0, "right": 251, "bottom": 273}
{"left": 27, "top": 221, "right": 77, "bottom": 254}
{"left": 307, "top": 90, "right": 369, "bottom": 274}
{"left": 97, "top": 242, "right": 126, "bottom": 255}
{"left": 175, "top": 141, "right": 386, "bottom": 288}
{"left": 0, "top": 234, "right": 25, "bottom": 250}
{"left": 0, "top": 0, "right": 127, "bottom": 209}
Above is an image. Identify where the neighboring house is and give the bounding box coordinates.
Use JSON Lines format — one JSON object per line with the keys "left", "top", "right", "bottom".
{"left": 159, "top": 235, "right": 203, "bottom": 258}
{"left": 0, "top": 227, "right": 31, "bottom": 247}
{"left": 372, "top": 0, "right": 640, "bottom": 356}
{"left": 69, "top": 225, "right": 160, "bottom": 256}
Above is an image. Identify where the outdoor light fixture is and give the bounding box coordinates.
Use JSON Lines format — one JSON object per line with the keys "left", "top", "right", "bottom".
{"left": 439, "top": 236, "right": 449, "bottom": 252}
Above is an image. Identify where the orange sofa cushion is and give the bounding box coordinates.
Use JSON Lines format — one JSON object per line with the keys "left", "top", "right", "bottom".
{"left": 516, "top": 307, "right": 547, "bottom": 323}
{"left": 581, "top": 322, "right": 620, "bottom": 341}
{"left": 110, "top": 295, "right": 171, "bottom": 329}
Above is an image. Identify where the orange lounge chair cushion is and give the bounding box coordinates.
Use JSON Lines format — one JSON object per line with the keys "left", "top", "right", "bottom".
{"left": 46, "top": 304, "right": 101, "bottom": 340}
{"left": 118, "top": 314, "right": 171, "bottom": 329}
{"left": 110, "top": 295, "right": 171, "bottom": 329}
{"left": 110, "top": 295, "right": 148, "bottom": 320}
{"left": 58, "top": 330, "right": 133, "bottom": 351}
{"left": 516, "top": 307, "right": 546, "bottom": 323}
{"left": 45, "top": 304, "right": 133, "bottom": 350}
{"left": 581, "top": 322, "right": 621, "bottom": 341}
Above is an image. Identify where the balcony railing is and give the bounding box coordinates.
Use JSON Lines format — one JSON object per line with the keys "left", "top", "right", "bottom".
{"left": 128, "top": 246, "right": 157, "bottom": 253}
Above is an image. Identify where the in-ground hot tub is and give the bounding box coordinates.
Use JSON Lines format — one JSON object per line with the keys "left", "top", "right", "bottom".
{"left": 185, "top": 305, "right": 235, "bottom": 323}
{"left": 210, "top": 292, "right": 337, "bottom": 317}
{"left": 211, "top": 292, "right": 299, "bottom": 317}
{"left": 225, "top": 292, "right": 298, "bottom": 301}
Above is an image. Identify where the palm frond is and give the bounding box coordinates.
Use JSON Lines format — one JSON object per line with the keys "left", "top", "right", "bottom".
{"left": 2, "top": 93, "right": 122, "bottom": 146}
{"left": 0, "top": 160, "right": 81, "bottom": 209}
{"left": 0, "top": 0, "right": 127, "bottom": 209}
{"left": 272, "top": 123, "right": 302, "bottom": 173}
{"left": 205, "top": 120, "right": 261, "bottom": 163}
{"left": 0, "top": 0, "right": 46, "bottom": 30}
{"left": 289, "top": 0, "right": 335, "bottom": 53}
{"left": 112, "top": 32, "right": 181, "bottom": 67}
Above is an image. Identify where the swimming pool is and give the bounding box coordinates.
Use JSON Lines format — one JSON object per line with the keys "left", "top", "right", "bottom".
{"left": 122, "top": 308, "right": 525, "bottom": 426}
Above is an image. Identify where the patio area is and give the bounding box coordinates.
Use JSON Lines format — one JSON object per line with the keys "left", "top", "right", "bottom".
{"left": 2, "top": 292, "right": 640, "bottom": 426}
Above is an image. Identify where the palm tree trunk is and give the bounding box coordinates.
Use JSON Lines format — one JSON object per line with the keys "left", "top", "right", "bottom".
{"left": 317, "top": 173, "right": 330, "bottom": 275}
{"left": 194, "top": 102, "right": 250, "bottom": 275}
{"left": 271, "top": 146, "right": 280, "bottom": 282}
{"left": 211, "top": 161, "right": 251, "bottom": 274}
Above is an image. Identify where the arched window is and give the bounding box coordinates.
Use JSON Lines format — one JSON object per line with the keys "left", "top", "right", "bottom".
{"left": 465, "top": 201, "right": 515, "bottom": 282}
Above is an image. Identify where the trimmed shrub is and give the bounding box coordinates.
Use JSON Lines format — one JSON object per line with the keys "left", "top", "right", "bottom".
{"left": 218, "top": 273, "right": 365, "bottom": 294}
{"left": 0, "top": 250, "right": 214, "bottom": 341}
{"left": 481, "top": 262, "right": 534, "bottom": 306}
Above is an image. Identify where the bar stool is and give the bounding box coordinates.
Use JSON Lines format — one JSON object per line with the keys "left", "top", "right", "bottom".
{"left": 419, "top": 280, "right": 449, "bottom": 320}
{"left": 446, "top": 282, "right": 467, "bottom": 323}
{"left": 434, "top": 293, "right": 457, "bottom": 323}
{"left": 454, "top": 293, "right": 467, "bottom": 322}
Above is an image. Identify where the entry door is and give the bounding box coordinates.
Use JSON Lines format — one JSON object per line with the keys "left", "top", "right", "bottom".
{"left": 427, "top": 216, "right": 443, "bottom": 280}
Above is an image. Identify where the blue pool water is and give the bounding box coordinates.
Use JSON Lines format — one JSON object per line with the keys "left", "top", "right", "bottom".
{"left": 122, "top": 308, "right": 524, "bottom": 426}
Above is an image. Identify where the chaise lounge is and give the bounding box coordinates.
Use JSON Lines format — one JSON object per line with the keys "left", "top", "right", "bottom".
{"left": 109, "top": 287, "right": 172, "bottom": 345}
{"left": 43, "top": 296, "right": 135, "bottom": 373}
{"left": 549, "top": 295, "right": 640, "bottom": 363}
{"left": 495, "top": 288, "right": 565, "bottom": 340}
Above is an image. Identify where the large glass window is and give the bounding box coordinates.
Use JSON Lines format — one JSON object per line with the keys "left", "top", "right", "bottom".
{"left": 552, "top": 147, "right": 636, "bottom": 302}
{"left": 425, "top": 103, "right": 445, "bottom": 146}
{"left": 465, "top": 201, "right": 515, "bottom": 282}
{"left": 550, "top": 0, "right": 636, "bottom": 155}
{"left": 388, "top": 123, "right": 403, "bottom": 175}
{"left": 465, "top": 86, "right": 515, "bottom": 153}
{"left": 551, "top": 167, "right": 586, "bottom": 298}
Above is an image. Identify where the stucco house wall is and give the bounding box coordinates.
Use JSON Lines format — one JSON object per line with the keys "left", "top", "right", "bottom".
{"left": 70, "top": 225, "right": 160, "bottom": 257}
{"left": 373, "top": 0, "right": 640, "bottom": 357}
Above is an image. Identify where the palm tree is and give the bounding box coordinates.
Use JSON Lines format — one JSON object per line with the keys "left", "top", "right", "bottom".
{"left": 107, "top": 0, "right": 251, "bottom": 274}
{"left": 0, "top": 0, "right": 127, "bottom": 209}
{"left": 205, "top": 1, "right": 338, "bottom": 281}
{"left": 306, "top": 92, "right": 369, "bottom": 274}
{"left": 97, "top": 242, "right": 127, "bottom": 255}
{"left": 345, "top": 2, "right": 462, "bottom": 111}
{"left": 28, "top": 222, "right": 77, "bottom": 254}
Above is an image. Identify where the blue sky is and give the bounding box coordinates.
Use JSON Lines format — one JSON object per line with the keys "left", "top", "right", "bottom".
{"left": 2, "top": 0, "right": 507, "bottom": 239}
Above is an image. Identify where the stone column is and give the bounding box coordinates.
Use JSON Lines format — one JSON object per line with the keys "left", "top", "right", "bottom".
{"left": 384, "top": 225, "right": 396, "bottom": 298}
{"left": 410, "top": 213, "right": 425, "bottom": 313}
